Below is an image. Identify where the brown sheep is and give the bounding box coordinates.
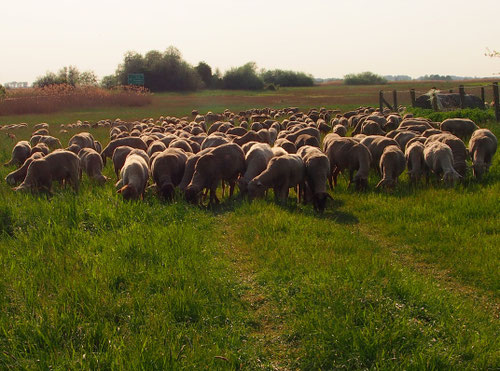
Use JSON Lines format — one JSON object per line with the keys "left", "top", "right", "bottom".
{"left": 201, "top": 135, "right": 230, "bottom": 150}
{"left": 424, "top": 133, "right": 468, "bottom": 177}
{"left": 232, "top": 131, "right": 266, "bottom": 146}
{"left": 274, "top": 138, "right": 297, "bottom": 154}
{"left": 30, "top": 135, "right": 62, "bottom": 150}
{"left": 151, "top": 148, "right": 188, "bottom": 200}
{"left": 468, "top": 129, "right": 497, "bottom": 179}
{"left": 30, "top": 142, "right": 50, "bottom": 156}
{"left": 297, "top": 146, "right": 332, "bottom": 212}
{"left": 405, "top": 142, "right": 426, "bottom": 184}
{"left": 78, "top": 148, "right": 108, "bottom": 185}
{"left": 5, "top": 152, "right": 45, "bottom": 185}
{"left": 116, "top": 154, "right": 150, "bottom": 200}
{"left": 68, "top": 132, "right": 96, "bottom": 154}
{"left": 185, "top": 143, "right": 245, "bottom": 204}
{"left": 295, "top": 134, "right": 320, "bottom": 149}
{"left": 5, "top": 141, "right": 31, "bottom": 167}
{"left": 15, "top": 150, "right": 80, "bottom": 193}
{"left": 360, "top": 135, "right": 400, "bottom": 171}
{"left": 147, "top": 140, "right": 167, "bottom": 157}
{"left": 332, "top": 124, "right": 347, "bottom": 137}
{"left": 178, "top": 148, "right": 213, "bottom": 191}
{"left": 424, "top": 141, "right": 461, "bottom": 185}
{"left": 112, "top": 146, "right": 134, "bottom": 179}
{"left": 247, "top": 154, "right": 305, "bottom": 203}
{"left": 169, "top": 139, "right": 193, "bottom": 153}
{"left": 101, "top": 137, "right": 148, "bottom": 165}
{"left": 376, "top": 145, "right": 406, "bottom": 189}
{"left": 238, "top": 143, "right": 274, "bottom": 194}
{"left": 440, "top": 118, "right": 478, "bottom": 140}
{"left": 393, "top": 131, "right": 418, "bottom": 150}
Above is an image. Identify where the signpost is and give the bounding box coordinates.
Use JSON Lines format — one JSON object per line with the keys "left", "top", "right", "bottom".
{"left": 127, "top": 73, "right": 145, "bottom": 86}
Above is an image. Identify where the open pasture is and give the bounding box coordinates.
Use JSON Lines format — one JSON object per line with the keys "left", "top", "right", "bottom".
{"left": 0, "top": 86, "right": 499, "bottom": 369}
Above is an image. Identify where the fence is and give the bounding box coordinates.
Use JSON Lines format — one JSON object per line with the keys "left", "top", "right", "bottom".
{"left": 379, "top": 82, "right": 500, "bottom": 122}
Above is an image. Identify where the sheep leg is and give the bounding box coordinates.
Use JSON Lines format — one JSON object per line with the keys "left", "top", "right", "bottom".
{"left": 228, "top": 180, "right": 235, "bottom": 199}
{"left": 332, "top": 167, "right": 341, "bottom": 186}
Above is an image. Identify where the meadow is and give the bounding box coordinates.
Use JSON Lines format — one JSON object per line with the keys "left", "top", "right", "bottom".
{"left": 0, "top": 82, "right": 499, "bottom": 369}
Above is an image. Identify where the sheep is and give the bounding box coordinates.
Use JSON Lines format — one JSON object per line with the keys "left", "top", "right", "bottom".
{"left": 468, "top": 128, "right": 497, "bottom": 179}
{"left": 332, "top": 124, "right": 347, "bottom": 137}
{"left": 30, "top": 142, "right": 50, "bottom": 156}
{"left": 297, "top": 146, "right": 332, "bottom": 212}
{"left": 116, "top": 154, "right": 150, "bottom": 200}
{"left": 5, "top": 152, "right": 45, "bottom": 185}
{"left": 201, "top": 135, "right": 230, "bottom": 149}
{"left": 185, "top": 143, "right": 245, "bottom": 204}
{"left": 112, "top": 146, "right": 135, "bottom": 179}
{"left": 30, "top": 135, "right": 62, "bottom": 150}
{"left": 360, "top": 135, "right": 400, "bottom": 171}
{"left": 295, "top": 134, "right": 320, "bottom": 149}
{"left": 324, "top": 137, "right": 372, "bottom": 190}
{"left": 440, "top": 118, "right": 478, "bottom": 140}
{"left": 281, "top": 127, "right": 320, "bottom": 143}
{"left": 394, "top": 131, "right": 418, "bottom": 150}
{"left": 15, "top": 150, "right": 80, "bottom": 193}
{"left": 360, "top": 120, "right": 386, "bottom": 136}
{"left": 178, "top": 148, "right": 213, "bottom": 191}
{"left": 4, "top": 141, "right": 31, "bottom": 167}
{"left": 424, "top": 133, "right": 468, "bottom": 177}
{"left": 405, "top": 141, "right": 426, "bottom": 184}
{"left": 151, "top": 148, "right": 188, "bottom": 200}
{"left": 238, "top": 143, "right": 274, "bottom": 194}
{"left": 169, "top": 139, "right": 193, "bottom": 153}
{"left": 274, "top": 138, "right": 297, "bottom": 154}
{"left": 147, "top": 140, "right": 167, "bottom": 157}
{"left": 247, "top": 154, "right": 305, "bottom": 203}
{"left": 78, "top": 148, "right": 108, "bottom": 185}
{"left": 100, "top": 136, "right": 148, "bottom": 165}
{"left": 68, "top": 132, "right": 96, "bottom": 154}
{"left": 271, "top": 146, "right": 288, "bottom": 157}
{"left": 232, "top": 131, "right": 266, "bottom": 146}
{"left": 424, "top": 141, "right": 461, "bottom": 185}
{"left": 376, "top": 145, "right": 405, "bottom": 189}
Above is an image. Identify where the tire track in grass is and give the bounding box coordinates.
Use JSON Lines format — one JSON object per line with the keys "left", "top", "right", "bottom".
{"left": 217, "top": 213, "right": 292, "bottom": 370}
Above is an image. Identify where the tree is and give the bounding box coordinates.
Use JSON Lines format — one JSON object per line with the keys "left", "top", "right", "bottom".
{"left": 344, "top": 72, "right": 387, "bottom": 85}
{"left": 33, "top": 66, "right": 98, "bottom": 87}
{"left": 261, "top": 69, "right": 314, "bottom": 87}
{"left": 222, "top": 62, "right": 264, "bottom": 90}
{"left": 101, "top": 75, "right": 119, "bottom": 89}
{"left": 195, "top": 62, "right": 213, "bottom": 88}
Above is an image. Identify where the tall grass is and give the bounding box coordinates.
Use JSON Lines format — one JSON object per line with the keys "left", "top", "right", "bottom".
{"left": 0, "top": 85, "right": 152, "bottom": 116}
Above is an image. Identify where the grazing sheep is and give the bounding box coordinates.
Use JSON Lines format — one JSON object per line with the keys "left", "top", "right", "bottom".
{"left": 274, "top": 138, "right": 297, "bottom": 154}
{"left": 424, "top": 133, "right": 468, "bottom": 177}
{"left": 238, "top": 143, "right": 274, "bottom": 194}
{"left": 5, "top": 152, "right": 45, "bottom": 185}
{"left": 282, "top": 127, "right": 321, "bottom": 144}
{"left": 468, "top": 129, "right": 497, "bottom": 179}
{"left": 324, "top": 137, "right": 371, "bottom": 190}
{"left": 185, "top": 143, "right": 245, "bottom": 204}
{"left": 201, "top": 135, "right": 230, "bottom": 150}
{"left": 405, "top": 141, "right": 426, "bottom": 184}
{"left": 361, "top": 120, "right": 386, "bottom": 136}
{"left": 232, "top": 131, "right": 266, "bottom": 146}
{"left": 30, "top": 142, "right": 50, "bottom": 156}
{"left": 116, "top": 154, "right": 150, "bottom": 200}
{"left": 247, "top": 154, "right": 305, "bottom": 203}
{"left": 178, "top": 148, "right": 213, "bottom": 191}
{"left": 376, "top": 145, "right": 405, "bottom": 189}
{"left": 100, "top": 137, "right": 148, "bottom": 165}
{"left": 394, "top": 131, "right": 418, "bottom": 150}
{"left": 360, "top": 135, "right": 400, "bottom": 171}
{"left": 297, "top": 146, "right": 331, "bottom": 212}
{"left": 30, "top": 135, "right": 62, "bottom": 150}
{"left": 332, "top": 124, "right": 347, "bottom": 137}
{"left": 151, "top": 148, "right": 188, "bottom": 200}
{"left": 112, "top": 146, "right": 134, "bottom": 179}
{"left": 68, "top": 132, "right": 96, "bottom": 154}
{"left": 271, "top": 146, "right": 288, "bottom": 157}
{"left": 295, "top": 134, "right": 320, "bottom": 149}
{"left": 5, "top": 141, "right": 31, "bottom": 167}
{"left": 422, "top": 128, "right": 442, "bottom": 138}
{"left": 147, "top": 140, "right": 167, "bottom": 157}
{"left": 15, "top": 150, "right": 80, "bottom": 193}
{"left": 78, "top": 148, "right": 108, "bottom": 185}
{"left": 440, "top": 118, "right": 478, "bottom": 140}
{"left": 169, "top": 139, "right": 193, "bottom": 153}
{"left": 424, "top": 141, "right": 461, "bottom": 185}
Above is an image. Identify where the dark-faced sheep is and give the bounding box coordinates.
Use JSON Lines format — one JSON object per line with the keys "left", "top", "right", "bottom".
{"left": 468, "top": 128, "right": 497, "bottom": 179}
{"left": 247, "top": 154, "right": 305, "bottom": 203}
{"left": 424, "top": 133, "right": 468, "bottom": 177}
{"left": 297, "top": 146, "right": 332, "bottom": 212}
{"left": 424, "top": 141, "right": 461, "bottom": 185}
{"left": 238, "top": 143, "right": 274, "bottom": 194}
{"left": 78, "top": 148, "right": 108, "bottom": 185}
{"left": 185, "top": 143, "right": 245, "bottom": 205}
{"left": 15, "top": 150, "right": 80, "bottom": 193}
{"left": 151, "top": 148, "right": 188, "bottom": 200}
{"left": 5, "top": 141, "right": 31, "bottom": 167}
{"left": 376, "top": 145, "right": 405, "bottom": 189}
{"left": 5, "top": 152, "right": 45, "bottom": 185}
{"left": 116, "top": 154, "right": 150, "bottom": 200}
{"left": 440, "top": 118, "right": 478, "bottom": 140}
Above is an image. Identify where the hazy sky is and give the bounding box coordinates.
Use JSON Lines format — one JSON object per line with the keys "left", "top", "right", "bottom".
{"left": 2, "top": 0, "right": 500, "bottom": 84}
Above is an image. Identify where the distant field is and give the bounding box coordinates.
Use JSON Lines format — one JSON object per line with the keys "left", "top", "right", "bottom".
{"left": 0, "top": 85, "right": 499, "bottom": 369}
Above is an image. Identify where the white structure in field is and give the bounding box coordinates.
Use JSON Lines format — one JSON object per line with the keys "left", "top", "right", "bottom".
{"left": 4, "top": 81, "right": 28, "bottom": 88}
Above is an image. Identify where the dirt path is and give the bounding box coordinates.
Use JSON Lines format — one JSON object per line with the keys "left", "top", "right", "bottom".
{"left": 218, "top": 214, "right": 294, "bottom": 370}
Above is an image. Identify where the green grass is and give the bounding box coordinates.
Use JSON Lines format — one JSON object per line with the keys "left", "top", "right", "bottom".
{"left": 0, "top": 95, "right": 499, "bottom": 368}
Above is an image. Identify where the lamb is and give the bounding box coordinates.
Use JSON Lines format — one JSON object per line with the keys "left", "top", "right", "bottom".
{"left": 185, "top": 143, "right": 245, "bottom": 204}
{"left": 116, "top": 154, "right": 150, "bottom": 200}
{"left": 405, "top": 141, "right": 426, "bottom": 184}
{"left": 238, "top": 143, "right": 274, "bottom": 194}
{"left": 151, "top": 148, "right": 188, "bottom": 200}
{"left": 440, "top": 118, "right": 478, "bottom": 140}
{"left": 78, "top": 148, "right": 108, "bottom": 185}
{"left": 424, "top": 133, "right": 468, "bottom": 177}
{"left": 424, "top": 141, "right": 461, "bottom": 185}
{"left": 5, "top": 152, "right": 45, "bottom": 185}
{"left": 297, "top": 146, "right": 332, "bottom": 212}
{"left": 247, "top": 154, "right": 305, "bottom": 203}
{"left": 100, "top": 137, "right": 148, "bottom": 165}
{"left": 324, "top": 137, "right": 372, "bottom": 190}
{"left": 468, "top": 128, "right": 497, "bottom": 179}
{"left": 4, "top": 141, "right": 31, "bottom": 167}
{"left": 15, "top": 150, "right": 80, "bottom": 193}
{"left": 376, "top": 145, "right": 406, "bottom": 189}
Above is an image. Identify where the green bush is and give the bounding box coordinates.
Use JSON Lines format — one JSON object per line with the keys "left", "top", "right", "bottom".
{"left": 0, "top": 84, "right": 6, "bottom": 99}
{"left": 33, "top": 66, "right": 98, "bottom": 88}
{"left": 261, "top": 69, "right": 314, "bottom": 87}
{"left": 407, "top": 107, "right": 496, "bottom": 123}
{"left": 344, "top": 71, "right": 387, "bottom": 85}
{"left": 222, "top": 62, "right": 264, "bottom": 90}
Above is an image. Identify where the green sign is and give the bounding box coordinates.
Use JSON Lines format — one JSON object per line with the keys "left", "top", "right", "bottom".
{"left": 128, "top": 73, "right": 144, "bottom": 86}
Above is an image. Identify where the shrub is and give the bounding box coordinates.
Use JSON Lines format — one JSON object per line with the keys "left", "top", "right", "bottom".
{"left": 261, "top": 69, "right": 314, "bottom": 87}
{"left": 344, "top": 72, "right": 387, "bottom": 85}
{"left": 33, "top": 66, "right": 98, "bottom": 88}
{"left": 195, "top": 62, "right": 213, "bottom": 88}
{"left": 0, "top": 84, "right": 5, "bottom": 99}
{"left": 222, "top": 62, "right": 264, "bottom": 90}
{"left": 407, "top": 107, "right": 495, "bottom": 123}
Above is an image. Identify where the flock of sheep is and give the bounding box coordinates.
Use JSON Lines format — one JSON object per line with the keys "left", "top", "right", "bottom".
{"left": 3, "top": 106, "right": 498, "bottom": 212}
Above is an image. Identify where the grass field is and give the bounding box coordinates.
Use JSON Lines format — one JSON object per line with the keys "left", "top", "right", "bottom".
{"left": 0, "top": 84, "right": 499, "bottom": 369}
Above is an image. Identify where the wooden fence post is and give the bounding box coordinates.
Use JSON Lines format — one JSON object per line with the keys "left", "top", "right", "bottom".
{"left": 481, "top": 87, "right": 485, "bottom": 104}
{"left": 410, "top": 89, "right": 416, "bottom": 107}
{"left": 379, "top": 90, "right": 384, "bottom": 112}
{"left": 459, "top": 85, "right": 465, "bottom": 109}
{"left": 493, "top": 82, "right": 500, "bottom": 122}
{"left": 392, "top": 90, "right": 398, "bottom": 111}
